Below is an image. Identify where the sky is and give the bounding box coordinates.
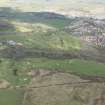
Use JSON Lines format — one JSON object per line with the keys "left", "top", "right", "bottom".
{"left": 9, "top": 0, "right": 105, "bottom": 3}
{"left": 0, "top": 0, "right": 105, "bottom": 7}
{"left": 0, "top": 0, "right": 105, "bottom": 5}
{"left": 0, "top": 0, "right": 105, "bottom": 18}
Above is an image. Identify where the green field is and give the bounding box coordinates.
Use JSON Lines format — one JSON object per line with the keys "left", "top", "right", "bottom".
{"left": 18, "top": 58, "right": 105, "bottom": 77}
{"left": 0, "top": 58, "right": 105, "bottom": 87}
{"left": 0, "top": 31, "right": 81, "bottom": 51}
{"left": 35, "top": 18, "right": 71, "bottom": 29}
{"left": 0, "top": 89, "right": 24, "bottom": 105}
{"left": 1, "top": 7, "right": 105, "bottom": 105}
{"left": 0, "top": 19, "right": 104, "bottom": 87}
{"left": 1, "top": 57, "right": 105, "bottom": 105}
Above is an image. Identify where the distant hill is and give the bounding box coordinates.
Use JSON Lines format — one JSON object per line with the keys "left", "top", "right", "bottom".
{"left": 65, "top": 17, "right": 105, "bottom": 46}
{"left": 65, "top": 17, "right": 105, "bottom": 36}
{"left": 1, "top": 7, "right": 105, "bottom": 46}
{"left": 0, "top": 21, "right": 15, "bottom": 31}
{"left": 0, "top": 7, "right": 72, "bottom": 29}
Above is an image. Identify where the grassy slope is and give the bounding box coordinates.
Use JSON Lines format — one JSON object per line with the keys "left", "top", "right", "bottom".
{"left": 0, "top": 31, "right": 81, "bottom": 51}
{"left": 0, "top": 89, "right": 24, "bottom": 105}
{"left": 0, "top": 58, "right": 105, "bottom": 87}
{"left": 0, "top": 19, "right": 105, "bottom": 87}
{"left": 0, "top": 16, "right": 105, "bottom": 85}
{"left": 0, "top": 14, "right": 105, "bottom": 105}
{"left": 15, "top": 58, "right": 105, "bottom": 77}
{"left": 0, "top": 19, "right": 82, "bottom": 87}
{"left": 35, "top": 18, "right": 71, "bottom": 29}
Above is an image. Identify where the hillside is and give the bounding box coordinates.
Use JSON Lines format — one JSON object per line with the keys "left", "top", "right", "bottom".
{"left": 65, "top": 17, "right": 105, "bottom": 46}
{"left": 24, "top": 70, "right": 105, "bottom": 105}
{"left": 0, "top": 6, "right": 105, "bottom": 105}
{"left": 65, "top": 17, "right": 105, "bottom": 36}
{"left": 0, "top": 7, "right": 71, "bottom": 29}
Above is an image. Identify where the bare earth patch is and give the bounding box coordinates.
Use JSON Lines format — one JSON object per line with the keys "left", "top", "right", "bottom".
{"left": 0, "top": 80, "right": 10, "bottom": 89}
{"left": 24, "top": 70, "right": 105, "bottom": 105}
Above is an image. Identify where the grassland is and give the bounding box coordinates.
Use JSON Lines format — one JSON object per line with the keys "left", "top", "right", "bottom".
{"left": 12, "top": 58, "right": 105, "bottom": 77}
{"left": 0, "top": 89, "right": 24, "bottom": 105}
{"left": 0, "top": 31, "right": 81, "bottom": 50}
{"left": 0, "top": 11, "right": 105, "bottom": 105}
{"left": 0, "top": 19, "right": 84, "bottom": 88}
{"left": 0, "top": 22, "right": 105, "bottom": 87}
{"left": 34, "top": 18, "right": 71, "bottom": 29}
{"left": 0, "top": 58, "right": 105, "bottom": 87}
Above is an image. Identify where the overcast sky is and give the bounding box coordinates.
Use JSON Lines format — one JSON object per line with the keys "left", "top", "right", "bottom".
{"left": 0, "top": 0, "right": 104, "bottom": 9}
{"left": 0, "top": 0, "right": 105, "bottom": 4}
